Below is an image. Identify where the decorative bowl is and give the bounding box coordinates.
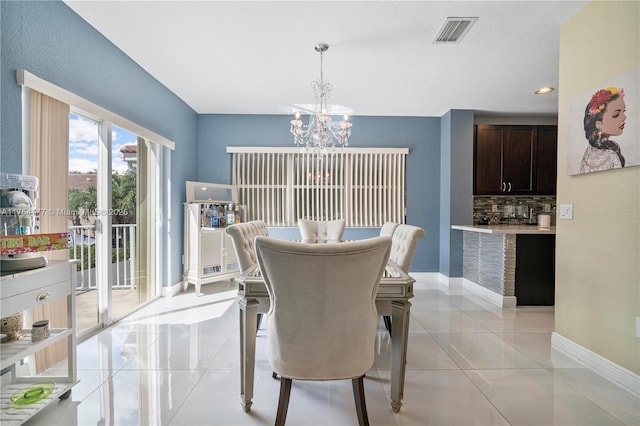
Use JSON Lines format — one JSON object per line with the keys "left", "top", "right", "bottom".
{"left": 1, "top": 311, "right": 25, "bottom": 342}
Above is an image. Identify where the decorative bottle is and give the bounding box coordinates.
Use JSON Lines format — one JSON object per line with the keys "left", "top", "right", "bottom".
{"left": 226, "top": 203, "right": 235, "bottom": 225}
{"left": 234, "top": 204, "right": 241, "bottom": 223}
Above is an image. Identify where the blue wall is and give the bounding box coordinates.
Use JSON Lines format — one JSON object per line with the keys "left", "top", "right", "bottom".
{"left": 439, "top": 110, "right": 474, "bottom": 277}
{"left": 0, "top": 1, "right": 198, "bottom": 286}
{"left": 198, "top": 114, "right": 442, "bottom": 272}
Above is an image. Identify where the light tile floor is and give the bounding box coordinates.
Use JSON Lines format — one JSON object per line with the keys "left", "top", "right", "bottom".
{"left": 29, "top": 277, "right": 639, "bottom": 425}
{"left": 75, "top": 288, "right": 141, "bottom": 335}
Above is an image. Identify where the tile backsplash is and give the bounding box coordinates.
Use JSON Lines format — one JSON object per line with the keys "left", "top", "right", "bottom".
{"left": 474, "top": 195, "right": 556, "bottom": 225}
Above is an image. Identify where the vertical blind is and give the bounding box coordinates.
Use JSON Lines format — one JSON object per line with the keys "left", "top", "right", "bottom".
{"left": 228, "top": 147, "right": 408, "bottom": 227}
{"left": 29, "top": 89, "right": 70, "bottom": 374}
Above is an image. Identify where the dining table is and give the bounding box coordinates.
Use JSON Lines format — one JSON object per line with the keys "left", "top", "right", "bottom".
{"left": 236, "top": 259, "right": 415, "bottom": 413}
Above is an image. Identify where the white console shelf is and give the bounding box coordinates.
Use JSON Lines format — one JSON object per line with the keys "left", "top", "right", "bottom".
{"left": 0, "top": 261, "right": 78, "bottom": 426}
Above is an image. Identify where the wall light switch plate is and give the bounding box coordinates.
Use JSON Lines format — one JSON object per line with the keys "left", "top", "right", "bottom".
{"left": 559, "top": 203, "right": 573, "bottom": 219}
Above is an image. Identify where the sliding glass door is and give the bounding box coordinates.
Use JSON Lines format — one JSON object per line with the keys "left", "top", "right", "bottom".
{"left": 69, "top": 113, "right": 159, "bottom": 336}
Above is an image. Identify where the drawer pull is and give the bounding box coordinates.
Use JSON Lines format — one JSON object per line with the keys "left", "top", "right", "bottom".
{"left": 36, "top": 292, "right": 51, "bottom": 301}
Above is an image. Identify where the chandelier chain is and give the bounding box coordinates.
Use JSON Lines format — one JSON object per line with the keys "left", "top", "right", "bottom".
{"left": 319, "top": 47, "right": 323, "bottom": 83}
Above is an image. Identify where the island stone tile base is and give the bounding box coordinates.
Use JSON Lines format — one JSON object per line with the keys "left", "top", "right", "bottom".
{"left": 461, "top": 231, "right": 555, "bottom": 307}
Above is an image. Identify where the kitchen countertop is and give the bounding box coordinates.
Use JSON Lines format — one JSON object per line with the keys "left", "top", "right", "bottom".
{"left": 451, "top": 224, "right": 556, "bottom": 235}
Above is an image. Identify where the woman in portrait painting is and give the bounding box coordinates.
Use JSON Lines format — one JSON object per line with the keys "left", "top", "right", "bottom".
{"left": 581, "top": 87, "right": 627, "bottom": 173}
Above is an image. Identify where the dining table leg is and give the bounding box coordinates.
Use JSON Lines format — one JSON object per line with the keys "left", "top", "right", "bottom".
{"left": 390, "top": 299, "right": 411, "bottom": 413}
{"left": 239, "top": 298, "right": 259, "bottom": 412}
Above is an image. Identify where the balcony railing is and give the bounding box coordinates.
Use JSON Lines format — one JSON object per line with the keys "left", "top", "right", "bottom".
{"left": 68, "top": 224, "right": 136, "bottom": 290}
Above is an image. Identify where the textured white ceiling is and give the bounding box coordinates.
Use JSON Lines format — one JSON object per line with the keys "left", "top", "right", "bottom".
{"left": 64, "top": 1, "right": 587, "bottom": 117}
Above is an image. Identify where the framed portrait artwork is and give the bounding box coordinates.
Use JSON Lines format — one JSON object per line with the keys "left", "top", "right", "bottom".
{"left": 566, "top": 67, "right": 639, "bottom": 175}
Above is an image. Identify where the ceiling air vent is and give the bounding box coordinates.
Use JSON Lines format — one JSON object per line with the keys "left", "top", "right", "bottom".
{"left": 433, "top": 17, "right": 478, "bottom": 44}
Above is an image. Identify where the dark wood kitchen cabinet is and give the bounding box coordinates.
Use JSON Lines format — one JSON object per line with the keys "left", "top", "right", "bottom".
{"left": 474, "top": 125, "right": 535, "bottom": 195}
{"left": 533, "top": 125, "right": 558, "bottom": 195}
{"left": 474, "top": 124, "right": 557, "bottom": 195}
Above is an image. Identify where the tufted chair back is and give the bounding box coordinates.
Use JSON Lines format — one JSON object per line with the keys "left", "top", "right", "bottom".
{"left": 379, "top": 222, "right": 399, "bottom": 238}
{"left": 254, "top": 236, "right": 391, "bottom": 425}
{"left": 225, "top": 220, "right": 269, "bottom": 274}
{"left": 298, "top": 218, "right": 346, "bottom": 242}
{"left": 388, "top": 224, "right": 425, "bottom": 273}
{"left": 377, "top": 224, "right": 424, "bottom": 328}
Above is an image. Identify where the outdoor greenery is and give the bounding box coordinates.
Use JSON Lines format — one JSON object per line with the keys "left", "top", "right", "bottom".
{"left": 68, "top": 171, "right": 136, "bottom": 271}
{"left": 68, "top": 185, "right": 96, "bottom": 226}
{"left": 69, "top": 244, "right": 131, "bottom": 271}
{"left": 68, "top": 171, "right": 136, "bottom": 225}
{"left": 111, "top": 172, "right": 136, "bottom": 224}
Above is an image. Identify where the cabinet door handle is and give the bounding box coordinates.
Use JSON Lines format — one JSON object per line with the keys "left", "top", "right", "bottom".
{"left": 36, "top": 292, "right": 51, "bottom": 301}
{"left": 508, "top": 182, "right": 512, "bottom": 192}
{"left": 502, "top": 182, "right": 506, "bottom": 192}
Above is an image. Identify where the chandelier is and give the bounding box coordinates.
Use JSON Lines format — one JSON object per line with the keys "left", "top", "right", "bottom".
{"left": 290, "top": 43, "right": 352, "bottom": 153}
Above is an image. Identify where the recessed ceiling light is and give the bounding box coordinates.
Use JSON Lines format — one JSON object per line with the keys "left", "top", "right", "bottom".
{"left": 535, "top": 87, "right": 555, "bottom": 95}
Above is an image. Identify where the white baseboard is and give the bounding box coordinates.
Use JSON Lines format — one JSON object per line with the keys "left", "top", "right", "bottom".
{"left": 409, "top": 272, "right": 440, "bottom": 282}
{"left": 438, "top": 275, "right": 464, "bottom": 289}
{"left": 161, "top": 280, "right": 184, "bottom": 297}
{"left": 462, "top": 278, "right": 517, "bottom": 308}
{"left": 551, "top": 332, "right": 640, "bottom": 398}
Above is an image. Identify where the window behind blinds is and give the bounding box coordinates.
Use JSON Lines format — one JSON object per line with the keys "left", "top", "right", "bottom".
{"left": 229, "top": 147, "right": 407, "bottom": 227}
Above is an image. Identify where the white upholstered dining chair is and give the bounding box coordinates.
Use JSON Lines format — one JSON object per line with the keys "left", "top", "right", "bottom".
{"left": 297, "top": 218, "right": 346, "bottom": 242}
{"left": 225, "top": 220, "right": 270, "bottom": 328}
{"left": 387, "top": 224, "right": 425, "bottom": 273}
{"left": 378, "top": 223, "right": 425, "bottom": 335}
{"left": 254, "top": 236, "right": 391, "bottom": 426}
{"left": 225, "top": 220, "right": 269, "bottom": 274}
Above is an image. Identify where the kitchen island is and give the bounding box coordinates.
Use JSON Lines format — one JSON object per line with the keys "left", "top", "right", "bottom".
{"left": 452, "top": 224, "right": 556, "bottom": 307}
